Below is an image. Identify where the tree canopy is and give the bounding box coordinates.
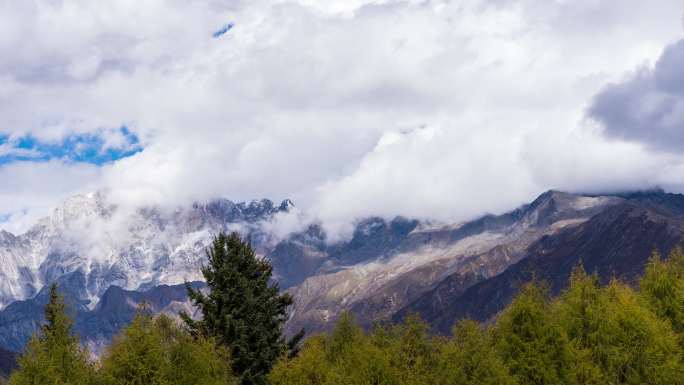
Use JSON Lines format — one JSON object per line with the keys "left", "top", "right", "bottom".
{"left": 181, "top": 232, "right": 302, "bottom": 385}
{"left": 8, "top": 284, "right": 95, "bottom": 385}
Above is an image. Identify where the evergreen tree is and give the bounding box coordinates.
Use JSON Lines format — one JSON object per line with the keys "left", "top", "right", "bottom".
{"left": 376, "top": 315, "right": 435, "bottom": 384}
{"left": 181, "top": 232, "right": 302, "bottom": 385}
{"left": 556, "top": 264, "right": 684, "bottom": 384}
{"left": 8, "top": 284, "right": 95, "bottom": 385}
{"left": 268, "top": 335, "right": 330, "bottom": 385}
{"left": 641, "top": 250, "right": 684, "bottom": 335}
{"left": 324, "top": 313, "right": 363, "bottom": 361}
{"left": 591, "top": 281, "right": 682, "bottom": 384}
{"left": 435, "top": 320, "right": 516, "bottom": 385}
{"left": 101, "top": 310, "right": 234, "bottom": 385}
{"left": 271, "top": 313, "right": 398, "bottom": 385}
{"left": 552, "top": 265, "right": 605, "bottom": 385}
{"left": 100, "top": 309, "right": 166, "bottom": 385}
{"left": 324, "top": 313, "right": 397, "bottom": 385}
{"left": 493, "top": 282, "right": 571, "bottom": 385}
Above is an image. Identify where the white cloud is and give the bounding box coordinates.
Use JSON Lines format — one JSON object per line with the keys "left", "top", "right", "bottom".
{"left": 0, "top": 161, "right": 102, "bottom": 233}
{"left": 2, "top": 0, "right": 684, "bottom": 236}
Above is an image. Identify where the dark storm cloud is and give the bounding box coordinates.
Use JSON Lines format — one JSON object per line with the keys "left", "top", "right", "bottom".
{"left": 590, "top": 38, "right": 684, "bottom": 152}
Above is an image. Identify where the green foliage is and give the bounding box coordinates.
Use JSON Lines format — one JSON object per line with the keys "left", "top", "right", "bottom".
{"left": 271, "top": 313, "right": 398, "bottom": 385}
{"left": 556, "top": 265, "right": 684, "bottom": 384}
{"left": 493, "top": 282, "right": 571, "bottom": 385}
{"left": 382, "top": 314, "right": 435, "bottom": 384}
{"left": 552, "top": 265, "right": 606, "bottom": 384}
{"left": 8, "top": 284, "right": 95, "bottom": 385}
{"left": 181, "top": 232, "right": 301, "bottom": 385}
{"left": 641, "top": 250, "right": 684, "bottom": 335}
{"left": 272, "top": 313, "right": 514, "bottom": 385}
{"left": 269, "top": 335, "right": 330, "bottom": 385}
{"left": 435, "top": 320, "right": 516, "bottom": 385}
{"left": 100, "top": 311, "right": 235, "bottom": 385}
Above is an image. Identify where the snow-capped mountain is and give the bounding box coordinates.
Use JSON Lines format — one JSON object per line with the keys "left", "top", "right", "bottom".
{"left": 0, "top": 192, "right": 293, "bottom": 309}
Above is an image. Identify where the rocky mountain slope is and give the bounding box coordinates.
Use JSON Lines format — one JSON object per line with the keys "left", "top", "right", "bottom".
{"left": 395, "top": 191, "right": 684, "bottom": 333}
{"left": 283, "top": 190, "right": 622, "bottom": 334}
{"left": 0, "top": 277, "right": 203, "bottom": 353}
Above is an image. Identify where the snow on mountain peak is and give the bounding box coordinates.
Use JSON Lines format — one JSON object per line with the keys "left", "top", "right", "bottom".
{"left": 0, "top": 192, "right": 293, "bottom": 309}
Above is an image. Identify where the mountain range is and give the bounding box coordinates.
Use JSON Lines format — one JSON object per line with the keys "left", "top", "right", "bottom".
{"left": 0, "top": 189, "right": 682, "bottom": 354}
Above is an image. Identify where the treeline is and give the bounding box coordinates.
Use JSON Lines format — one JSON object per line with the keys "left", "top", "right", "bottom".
{"left": 6, "top": 234, "right": 684, "bottom": 384}
{"left": 270, "top": 249, "right": 684, "bottom": 385}
{"left": 9, "top": 288, "right": 234, "bottom": 385}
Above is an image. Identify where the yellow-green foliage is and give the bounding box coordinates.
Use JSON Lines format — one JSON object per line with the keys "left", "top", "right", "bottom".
{"left": 99, "top": 312, "right": 235, "bottom": 385}
{"left": 8, "top": 285, "right": 96, "bottom": 385}
{"left": 272, "top": 249, "right": 684, "bottom": 385}
{"left": 641, "top": 249, "right": 684, "bottom": 335}
{"left": 493, "top": 282, "right": 572, "bottom": 385}
{"left": 556, "top": 265, "right": 683, "bottom": 384}
{"left": 435, "top": 320, "right": 515, "bottom": 385}
{"left": 270, "top": 313, "right": 516, "bottom": 385}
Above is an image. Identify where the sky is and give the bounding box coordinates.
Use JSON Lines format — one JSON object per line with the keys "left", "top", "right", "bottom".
{"left": 2, "top": 0, "right": 684, "bottom": 236}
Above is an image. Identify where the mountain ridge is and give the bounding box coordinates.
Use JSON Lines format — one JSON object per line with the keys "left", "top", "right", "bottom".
{"left": 395, "top": 191, "right": 684, "bottom": 333}
{"left": 0, "top": 192, "right": 294, "bottom": 310}
{"left": 0, "top": 188, "right": 679, "bottom": 354}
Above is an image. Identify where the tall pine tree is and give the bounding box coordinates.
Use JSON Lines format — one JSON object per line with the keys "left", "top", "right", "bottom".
{"left": 9, "top": 284, "right": 95, "bottom": 385}
{"left": 181, "top": 232, "right": 302, "bottom": 385}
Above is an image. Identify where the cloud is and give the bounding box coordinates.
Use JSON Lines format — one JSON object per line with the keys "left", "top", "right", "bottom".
{"left": 0, "top": 161, "right": 102, "bottom": 233}
{"left": 2, "top": 0, "right": 684, "bottom": 237}
{"left": 590, "top": 38, "right": 684, "bottom": 152}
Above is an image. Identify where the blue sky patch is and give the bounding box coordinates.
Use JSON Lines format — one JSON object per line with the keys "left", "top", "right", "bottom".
{"left": 0, "top": 126, "right": 142, "bottom": 166}
{"left": 212, "top": 23, "right": 234, "bottom": 38}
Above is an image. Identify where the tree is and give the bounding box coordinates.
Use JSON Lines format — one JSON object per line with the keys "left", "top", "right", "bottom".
{"left": 640, "top": 250, "right": 684, "bottom": 335}
{"left": 588, "top": 281, "right": 682, "bottom": 385}
{"left": 270, "top": 313, "right": 398, "bottom": 385}
{"left": 100, "top": 309, "right": 166, "bottom": 385}
{"left": 493, "top": 282, "right": 571, "bottom": 385}
{"left": 101, "top": 310, "right": 234, "bottom": 385}
{"left": 555, "top": 264, "right": 684, "bottom": 384}
{"left": 8, "top": 284, "right": 95, "bottom": 385}
{"left": 373, "top": 315, "right": 436, "bottom": 384}
{"left": 435, "top": 320, "right": 516, "bottom": 385}
{"left": 268, "top": 335, "right": 330, "bottom": 385}
{"left": 324, "top": 313, "right": 397, "bottom": 385}
{"left": 552, "top": 265, "right": 605, "bottom": 385}
{"left": 181, "top": 232, "right": 302, "bottom": 385}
